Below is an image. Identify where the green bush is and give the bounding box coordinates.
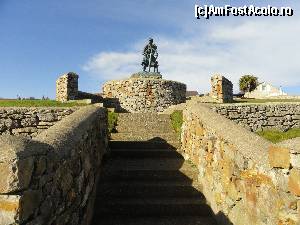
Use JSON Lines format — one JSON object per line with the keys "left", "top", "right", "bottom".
{"left": 108, "top": 111, "right": 118, "bottom": 133}
{"left": 239, "top": 75, "right": 258, "bottom": 92}
{"left": 256, "top": 128, "right": 300, "bottom": 143}
{"left": 170, "top": 110, "right": 183, "bottom": 138}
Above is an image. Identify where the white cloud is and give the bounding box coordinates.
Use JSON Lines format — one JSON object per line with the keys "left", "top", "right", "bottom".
{"left": 83, "top": 16, "right": 300, "bottom": 94}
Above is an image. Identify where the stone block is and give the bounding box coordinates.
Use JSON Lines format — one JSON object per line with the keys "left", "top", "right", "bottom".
{"left": 291, "top": 154, "right": 300, "bottom": 168}
{"left": 288, "top": 168, "right": 300, "bottom": 196}
{"left": 0, "top": 158, "right": 34, "bottom": 193}
{"left": 0, "top": 195, "right": 20, "bottom": 225}
{"left": 269, "top": 146, "right": 290, "bottom": 169}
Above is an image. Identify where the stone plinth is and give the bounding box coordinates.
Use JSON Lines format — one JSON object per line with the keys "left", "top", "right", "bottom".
{"left": 130, "top": 72, "right": 162, "bottom": 79}
{"left": 210, "top": 75, "right": 233, "bottom": 103}
{"left": 103, "top": 74, "right": 186, "bottom": 112}
{"left": 56, "top": 72, "right": 79, "bottom": 102}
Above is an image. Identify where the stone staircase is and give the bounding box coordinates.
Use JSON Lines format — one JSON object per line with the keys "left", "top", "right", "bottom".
{"left": 91, "top": 113, "right": 216, "bottom": 225}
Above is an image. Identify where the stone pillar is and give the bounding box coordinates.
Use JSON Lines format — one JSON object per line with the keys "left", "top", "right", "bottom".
{"left": 210, "top": 75, "right": 233, "bottom": 103}
{"left": 56, "top": 72, "right": 79, "bottom": 102}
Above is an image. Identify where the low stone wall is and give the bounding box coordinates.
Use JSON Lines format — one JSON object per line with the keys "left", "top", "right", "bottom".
{"left": 212, "top": 103, "right": 300, "bottom": 131}
{"left": 181, "top": 104, "right": 299, "bottom": 225}
{"left": 0, "top": 107, "right": 78, "bottom": 137}
{"left": 103, "top": 77, "right": 186, "bottom": 112}
{"left": 0, "top": 105, "right": 108, "bottom": 225}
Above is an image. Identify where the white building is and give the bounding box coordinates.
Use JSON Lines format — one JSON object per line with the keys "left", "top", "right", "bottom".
{"left": 244, "top": 82, "right": 287, "bottom": 98}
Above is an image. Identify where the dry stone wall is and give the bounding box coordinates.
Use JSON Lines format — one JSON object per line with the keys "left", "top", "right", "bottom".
{"left": 0, "top": 105, "right": 108, "bottom": 225}
{"left": 212, "top": 103, "right": 300, "bottom": 131}
{"left": 0, "top": 107, "right": 78, "bottom": 137}
{"left": 181, "top": 104, "right": 300, "bottom": 225}
{"left": 210, "top": 75, "right": 233, "bottom": 103}
{"left": 103, "top": 78, "right": 186, "bottom": 112}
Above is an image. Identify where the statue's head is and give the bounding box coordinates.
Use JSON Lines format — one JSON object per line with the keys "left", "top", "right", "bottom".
{"left": 148, "top": 38, "right": 153, "bottom": 44}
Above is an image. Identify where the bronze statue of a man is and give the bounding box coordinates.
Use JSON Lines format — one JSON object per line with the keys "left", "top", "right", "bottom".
{"left": 141, "top": 38, "right": 159, "bottom": 72}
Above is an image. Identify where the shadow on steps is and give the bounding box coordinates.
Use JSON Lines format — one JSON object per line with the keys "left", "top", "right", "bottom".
{"left": 91, "top": 137, "right": 233, "bottom": 225}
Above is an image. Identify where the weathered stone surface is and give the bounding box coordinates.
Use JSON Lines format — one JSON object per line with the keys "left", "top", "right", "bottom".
{"left": 210, "top": 75, "right": 233, "bottom": 103}
{"left": 289, "top": 168, "right": 300, "bottom": 196}
{"left": 103, "top": 76, "right": 186, "bottom": 112}
{"left": 0, "top": 156, "right": 34, "bottom": 193}
{"left": 56, "top": 72, "right": 79, "bottom": 102}
{"left": 269, "top": 146, "right": 291, "bottom": 169}
{"left": 0, "top": 105, "right": 109, "bottom": 225}
{"left": 0, "top": 107, "right": 78, "bottom": 137}
{"left": 20, "top": 190, "right": 42, "bottom": 222}
{"left": 56, "top": 72, "right": 103, "bottom": 103}
{"left": 180, "top": 103, "right": 298, "bottom": 225}
{"left": 0, "top": 195, "right": 20, "bottom": 225}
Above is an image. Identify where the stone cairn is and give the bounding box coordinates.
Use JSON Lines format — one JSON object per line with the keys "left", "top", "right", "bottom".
{"left": 56, "top": 72, "right": 79, "bottom": 102}
{"left": 210, "top": 75, "right": 233, "bottom": 103}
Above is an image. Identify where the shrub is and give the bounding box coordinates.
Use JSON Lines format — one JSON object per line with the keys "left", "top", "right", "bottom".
{"left": 108, "top": 111, "right": 118, "bottom": 133}
{"left": 170, "top": 110, "right": 183, "bottom": 138}
{"left": 239, "top": 75, "right": 258, "bottom": 93}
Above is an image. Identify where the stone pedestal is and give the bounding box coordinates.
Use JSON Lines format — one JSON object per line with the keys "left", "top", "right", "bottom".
{"left": 103, "top": 73, "right": 186, "bottom": 113}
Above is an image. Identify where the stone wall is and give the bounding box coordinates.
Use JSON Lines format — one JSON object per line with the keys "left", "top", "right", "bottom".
{"left": 0, "top": 105, "right": 108, "bottom": 225}
{"left": 56, "top": 72, "right": 103, "bottom": 103}
{"left": 181, "top": 104, "right": 300, "bottom": 225}
{"left": 102, "top": 77, "right": 186, "bottom": 112}
{"left": 0, "top": 107, "right": 78, "bottom": 137}
{"left": 210, "top": 75, "right": 233, "bottom": 103}
{"left": 212, "top": 103, "right": 300, "bottom": 131}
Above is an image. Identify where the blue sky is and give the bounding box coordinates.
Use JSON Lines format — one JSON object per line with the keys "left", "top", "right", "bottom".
{"left": 0, "top": 0, "right": 299, "bottom": 98}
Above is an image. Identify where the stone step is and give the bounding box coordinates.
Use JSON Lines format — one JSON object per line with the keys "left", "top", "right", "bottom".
{"left": 117, "top": 113, "right": 171, "bottom": 122}
{"left": 117, "top": 118, "right": 171, "bottom": 125}
{"left": 97, "top": 182, "right": 203, "bottom": 198}
{"left": 94, "top": 197, "right": 213, "bottom": 217}
{"left": 116, "top": 123, "right": 173, "bottom": 133}
{"left": 91, "top": 216, "right": 216, "bottom": 225}
{"left": 109, "top": 140, "right": 181, "bottom": 149}
{"left": 104, "top": 158, "right": 195, "bottom": 171}
{"left": 100, "top": 170, "right": 198, "bottom": 184}
{"left": 110, "top": 133, "right": 179, "bottom": 142}
{"left": 109, "top": 148, "right": 184, "bottom": 159}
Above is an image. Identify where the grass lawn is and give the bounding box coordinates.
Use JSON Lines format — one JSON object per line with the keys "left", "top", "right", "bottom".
{"left": 234, "top": 98, "right": 300, "bottom": 104}
{"left": 0, "top": 100, "right": 87, "bottom": 107}
{"left": 170, "top": 110, "right": 183, "bottom": 138}
{"left": 256, "top": 128, "right": 300, "bottom": 143}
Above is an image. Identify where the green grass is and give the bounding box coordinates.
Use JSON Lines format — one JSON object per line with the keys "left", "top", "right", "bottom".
{"left": 0, "top": 100, "right": 87, "bottom": 107}
{"left": 108, "top": 111, "right": 118, "bottom": 133}
{"left": 256, "top": 128, "right": 300, "bottom": 143}
{"left": 170, "top": 110, "right": 183, "bottom": 138}
{"left": 234, "top": 98, "right": 300, "bottom": 104}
